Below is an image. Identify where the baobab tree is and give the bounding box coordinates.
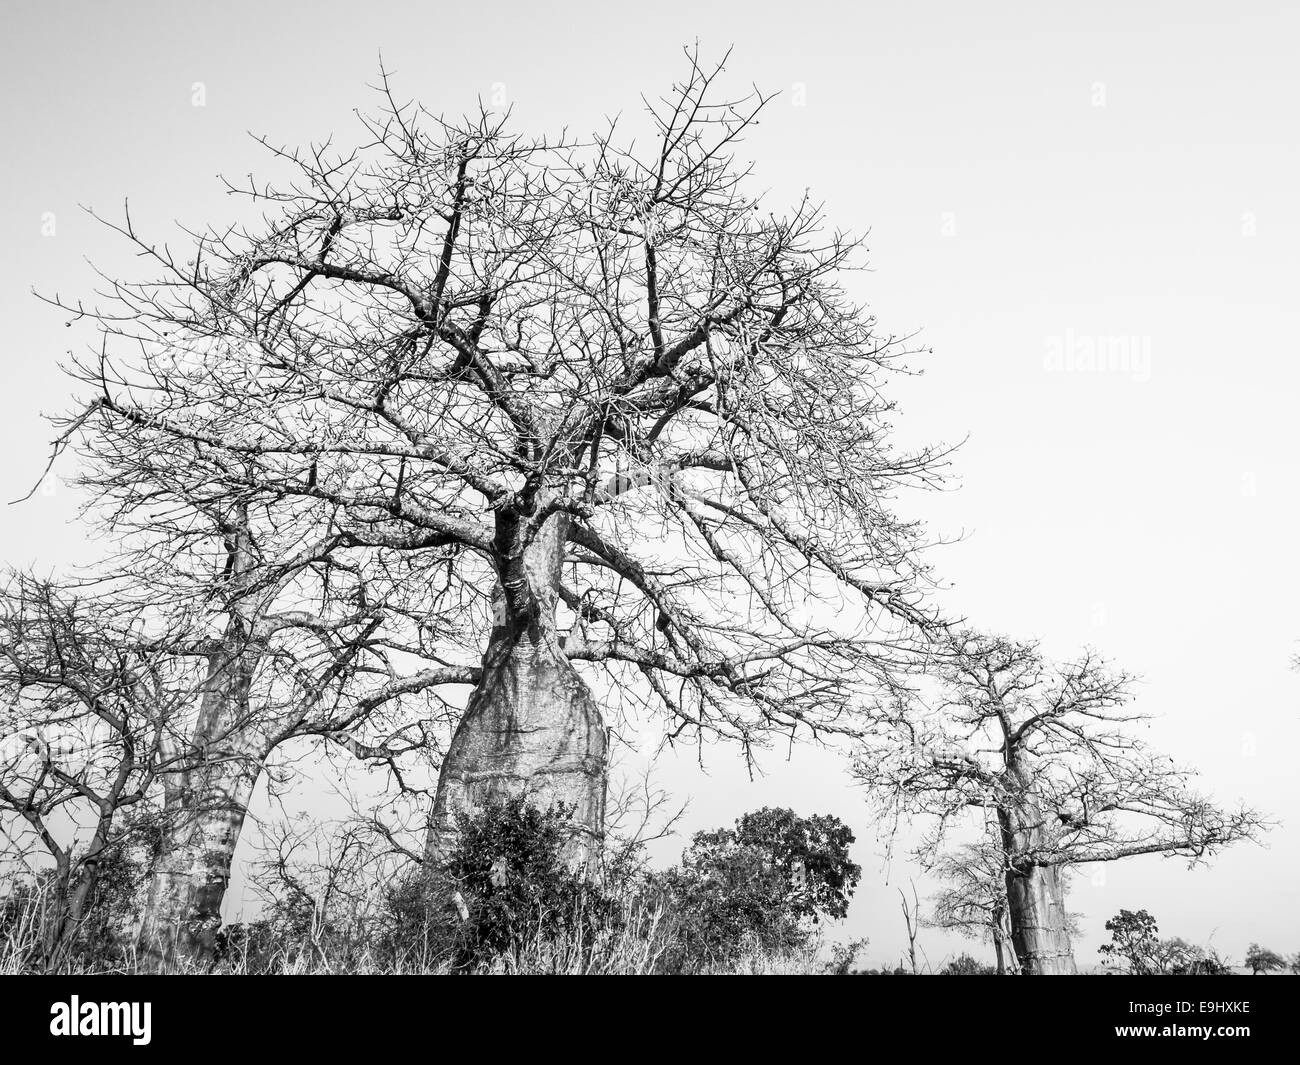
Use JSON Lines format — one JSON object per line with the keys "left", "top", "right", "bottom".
{"left": 9, "top": 474, "right": 476, "bottom": 966}
{"left": 854, "top": 631, "right": 1266, "bottom": 975}
{"left": 50, "top": 50, "right": 949, "bottom": 862}
{"left": 124, "top": 525, "right": 479, "bottom": 966}
{"left": 0, "top": 560, "right": 455, "bottom": 967}
{"left": 35, "top": 351, "right": 485, "bottom": 962}
{"left": 129, "top": 528, "right": 393, "bottom": 967}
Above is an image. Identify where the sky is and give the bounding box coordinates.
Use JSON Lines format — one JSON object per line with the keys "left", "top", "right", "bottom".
{"left": 1, "top": 0, "right": 1297, "bottom": 971}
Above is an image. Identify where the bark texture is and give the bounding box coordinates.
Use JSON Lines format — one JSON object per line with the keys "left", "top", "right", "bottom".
{"left": 136, "top": 641, "right": 264, "bottom": 967}
{"left": 427, "top": 501, "right": 607, "bottom": 865}
{"left": 1000, "top": 784, "right": 1077, "bottom": 975}
{"left": 1005, "top": 860, "right": 1076, "bottom": 974}
{"left": 136, "top": 517, "right": 266, "bottom": 968}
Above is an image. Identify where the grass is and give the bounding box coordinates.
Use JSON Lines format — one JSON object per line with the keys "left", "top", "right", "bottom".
{"left": 1, "top": 881, "right": 836, "bottom": 975}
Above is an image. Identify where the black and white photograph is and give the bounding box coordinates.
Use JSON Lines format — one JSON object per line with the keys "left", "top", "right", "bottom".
{"left": 0, "top": 0, "right": 1295, "bottom": 1048}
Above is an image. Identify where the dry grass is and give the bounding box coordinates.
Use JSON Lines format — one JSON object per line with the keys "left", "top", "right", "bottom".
{"left": 2, "top": 882, "right": 836, "bottom": 975}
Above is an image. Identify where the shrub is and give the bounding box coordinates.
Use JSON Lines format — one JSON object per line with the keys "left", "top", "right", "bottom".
{"left": 942, "top": 952, "right": 997, "bottom": 975}
{"left": 656, "top": 807, "right": 860, "bottom": 973}
{"left": 437, "top": 796, "right": 616, "bottom": 971}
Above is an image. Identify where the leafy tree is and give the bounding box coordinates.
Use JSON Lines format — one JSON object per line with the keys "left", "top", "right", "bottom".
{"left": 1244, "top": 943, "right": 1286, "bottom": 975}
{"left": 662, "top": 808, "right": 860, "bottom": 970}
{"left": 1098, "top": 909, "right": 1161, "bottom": 975}
{"left": 713, "top": 807, "right": 859, "bottom": 922}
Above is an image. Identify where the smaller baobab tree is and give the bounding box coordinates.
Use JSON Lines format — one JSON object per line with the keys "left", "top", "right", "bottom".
{"left": 128, "top": 538, "right": 479, "bottom": 969}
{"left": 854, "top": 631, "right": 1266, "bottom": 975}
{"left": 38, "top": 389, "right": 483, "bottom": 965}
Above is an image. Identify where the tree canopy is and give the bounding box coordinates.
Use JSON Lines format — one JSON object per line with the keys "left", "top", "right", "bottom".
{"left": 53, "top": 51, "right": 947, "bottom": 768}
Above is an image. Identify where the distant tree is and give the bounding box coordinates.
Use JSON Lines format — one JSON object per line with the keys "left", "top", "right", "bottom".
{"left": 856, "top": 632, "right": 1267, "bottom": 975}
{"left": 1244, "top": 944, "right": 1286, "bottom": 975}
{"left": 824, "top": 937, "right": 869, "bottom": 975}
{"left": 1098, "top": 909, "right": 1162, "bottom": 975}
{"left": 928, "top": 828, "right": 1014, "bottom": 974}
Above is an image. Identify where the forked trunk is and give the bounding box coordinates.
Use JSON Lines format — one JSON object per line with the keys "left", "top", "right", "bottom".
{"left": 41, "top": 857, "right": 92, "bottom": 970}
{"left": 427, "top": 500, "right": 607, "bottom": 866}
{"left": 136, "top": 642, "right": 263, "bottom": 968}
{"left": 999, "top": 784, "right": 1076, "bottom": 975}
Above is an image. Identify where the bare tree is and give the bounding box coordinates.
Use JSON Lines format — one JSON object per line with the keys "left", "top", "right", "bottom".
{"left": 898, "top": 881, "right": 922, "bottom": 975}
{"left": 855, "top": 631, "right": 1267, "bottom": 975}
{"left": 50, "top": 49, "right": 948, "bottom": 862}
{"left": 129, "top": 530, "right": 477, "bottom": 967}
{"left": 125, "top": 504, "right": 367, "bottom": 966}
{"left": 0, "top": 575, "right": 200, "bottom": 968}
{"left": 927, "top": 829, "right": 1015, "bottom": 975}
{"left": 31, "top": 356, "right": 485, "bottom": 963}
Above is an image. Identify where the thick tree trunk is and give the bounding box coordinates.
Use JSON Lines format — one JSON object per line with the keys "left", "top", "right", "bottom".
{"left": 136, "top": 643, "right": 263, "bottom": 969}
{"left": 1004, "top": 859, "right": 1075, "bottom": 974}
{"left": 426, "top": 500, "right": 607, "bottom": 866}
{"left": 136, "top": 512, "right": 268, "bottom": 969}
{"left": 999, "top": 787, "right": 1076, "bottom": 975}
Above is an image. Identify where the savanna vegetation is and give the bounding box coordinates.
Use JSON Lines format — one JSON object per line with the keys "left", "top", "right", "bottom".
{"left": 0, "top": 50, "right": 1269, "bottom": 976}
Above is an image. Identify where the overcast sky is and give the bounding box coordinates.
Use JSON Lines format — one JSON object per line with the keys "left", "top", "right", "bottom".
{"left": 2, "top": 0, "right": 1297, "bottom": 970}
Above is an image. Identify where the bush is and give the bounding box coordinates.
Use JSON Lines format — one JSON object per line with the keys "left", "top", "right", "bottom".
{"left": 436, "top": 796, "right": 613, "bottom": 970}
{"left": 0, "top": 811, "right": 159, "bottom": 972}
{"left": 942, "top": 952, "right": 997, "bottom": 975}
{"left": 1170, "top": 950, "right": 1233, "bottom": 976}
{"left": 656, "top": 807, "right": 861, "bottom": 973}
